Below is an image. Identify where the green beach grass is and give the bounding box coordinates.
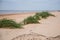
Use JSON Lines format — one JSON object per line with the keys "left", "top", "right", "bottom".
{"left": 0, "top": 12, "right": 55, "bottom": 28}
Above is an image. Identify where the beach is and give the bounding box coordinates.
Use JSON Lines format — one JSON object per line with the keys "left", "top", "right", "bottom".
{"left": 0, "top": 11, "right": 60, "bottom": 40}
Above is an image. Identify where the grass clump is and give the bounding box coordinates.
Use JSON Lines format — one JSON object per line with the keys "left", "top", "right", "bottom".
{"left": 36, "top": 12, "right": 55, "bottom": 19}
{"left": 0, "top": 19, "right": 22, "bottom": 28}
{"left": 23, "top": 16, "right": 39, "bottom": 24}
{"left": 23, "top": 12, "right": 55, "bottom": 25}
{"left": 33, "top": 13, "right": 41, "bottom": 20}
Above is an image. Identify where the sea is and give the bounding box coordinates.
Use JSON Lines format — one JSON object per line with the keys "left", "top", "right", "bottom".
{"left": 0, "top": 10, "right": 59, "bottom": 14}
{"left": 0, "top": 10, "right": 42, "bottom": 14}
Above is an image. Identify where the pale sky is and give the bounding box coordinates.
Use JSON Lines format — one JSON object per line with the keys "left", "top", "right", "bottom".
{"left": 0, "top": 0, "right": 60, "bottom": 10}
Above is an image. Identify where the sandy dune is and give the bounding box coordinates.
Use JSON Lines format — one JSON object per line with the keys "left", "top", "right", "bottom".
{"left": 0, "top": 12, "right": 35, "bottom": 23}
{"left": 0, "top": 12, "right": 60, "bottom": 40}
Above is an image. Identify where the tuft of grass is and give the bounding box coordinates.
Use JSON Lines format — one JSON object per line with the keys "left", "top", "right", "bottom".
{"left": 37, "top": 12, "right": 55, "bottom": 19}
{"left": 23, "top": 16, "right": 39, "bottom": 24}
{"left": 0, "top": 19, "right": 22, "bottom": 28}
{"left": 33, "top": 13, "right": 41, "bottom": 20}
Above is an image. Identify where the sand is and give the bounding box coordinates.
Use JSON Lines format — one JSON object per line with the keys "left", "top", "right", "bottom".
{"left": 0, "top": 12, "right": 36, "bottom": 23}
{"left": 0, "top": 12, "right": 60, "bottom": 40}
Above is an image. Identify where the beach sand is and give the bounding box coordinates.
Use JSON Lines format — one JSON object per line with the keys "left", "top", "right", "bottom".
{"left": 0, "top": 12, "right": 60, "bottom": 40}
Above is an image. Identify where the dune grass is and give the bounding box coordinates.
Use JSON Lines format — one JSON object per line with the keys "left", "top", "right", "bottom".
{"left": 33, "top": 13, "right": 41, "bottom": 20}
{"left": 38, "top": 12, "right": 55, "bottom": 19}
{"left": 23, "top": 12, "right": 55, "bottom": 25}
{"left": 0, "top": 19, "right": 22, "bottom": 28}
{"left": 0, "top": 12, "right": 55, "bottom": 28}
{"left": 23, "top": 16, "right": 39, "bottom": 25}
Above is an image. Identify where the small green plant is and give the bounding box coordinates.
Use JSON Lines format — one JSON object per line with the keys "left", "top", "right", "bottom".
{"left": 0, "top": 19, "right": 22, "bottom": 28}
{"left": 37, "top": 12, "right": 55, "bottom": 19}
{"left": 23, "top": 16, "right": 39, "bottom": 24}
{"left": 33, "top": 13, "right": 41, "bottom": 20}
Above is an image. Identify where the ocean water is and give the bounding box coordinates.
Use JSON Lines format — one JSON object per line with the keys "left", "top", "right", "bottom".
{"left": 0, "top": 10, "right": 59, "bottom": 14}
{"left": 0, "top": 10, "right": 43, "bottom": 14}
{"left": 0, "top": 10, "right": 29, "bottom": 13}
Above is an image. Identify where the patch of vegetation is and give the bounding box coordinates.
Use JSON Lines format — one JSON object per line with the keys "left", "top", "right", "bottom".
{"left": 22, "top": 12, "right": 55, "bottom": 25}
{"left": 36, "top": 12, "right": 55, "bottom": 19}
{"left": 23, "top": 16, "right": 39, "bottom": 24}
{"left": 0, "top": 12, "right": 55, "bottom": 28}
{"left": 33, "top": 13, "right": 41, "bottom": 20}
{"left": 0, "top": 19, "right": 22, "bottom": 28}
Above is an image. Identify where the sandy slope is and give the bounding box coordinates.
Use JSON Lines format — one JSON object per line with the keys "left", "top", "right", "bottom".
{"left": 0, "top": 12, "right": 60, "bottom": 40}
{"left": 0, "top": 12, "right": 35, "bottom": 23}
{"left": 23, "top": 12, "right": 60, "bottom": 37}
